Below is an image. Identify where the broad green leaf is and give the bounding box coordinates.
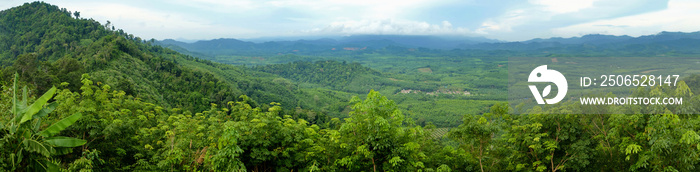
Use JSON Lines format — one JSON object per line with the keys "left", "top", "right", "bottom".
{"left": 45, "top": 136, "right": 87, "bottom": 147}
{"left": 52, "top": 147, "right": 74, "bottom": 156}
{"left": 12, "top": 86, "right": 30, "bottom": 123}
{"left": 23, "top": 139, "right": 50, "bottom": 157}
{"left": 23, "top": 128, "right": 32, "bottom": 139}
{"left": 12, "top": 73, "right": 18, "bottom": 115}
{"left": 39, "top": 112, "right": 82, "bottom": 138}
{"left": 45, "top": 160, "right": 61, "bottom": 171}
{"left": 11, "top": 73, "right": 22, "bottom": 124}
{"left": 20, "top": 87, "right": 57, "bottom": 124}
{"left": 33, "top": 118, "right": 41, "bottom": 132}
{"left": 21, "top": 86, "right": 28, "bottom": 107}
{"left": 10, "top": 153, "right": 15, "bottom": 170}
{"left": 16, "top": 151, "right": 23, "bottom": 168}
{"left": 33, "top": 102, "right": 58, "bottom": 119}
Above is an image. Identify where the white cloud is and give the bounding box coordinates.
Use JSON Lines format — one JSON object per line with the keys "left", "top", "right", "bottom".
{"left": 171, "top": 0, "right": 260, "bottom": 14}
{"left": 530, "top": 0, "right": 600, "bottom": 13}
{"left": 44, "top": 1, "right": 258, "bottom": 40}
{"left": 474, "top": 4, "right": 563, "bottom": 37}
{"left": 472, "top": 0, "right": 672, "bottom": 41}
{"left": 0, "top": 0, "right": 25, "bottom": 10}
{"left": 306, "top": 19, "right": 472, "bottom": 35}
{"left": 475, "top": 9, "right": 528, "bottom": 34}
{"left": 551, "top": 0, "right": 700, "bottom": 37}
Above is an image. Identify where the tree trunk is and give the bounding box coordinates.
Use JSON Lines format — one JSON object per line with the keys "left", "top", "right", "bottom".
{"left": 479, "top": 144, "right": 484, "bottom": 172}
{"left": 372, "top": 157, "right": 376, "bottom": 172}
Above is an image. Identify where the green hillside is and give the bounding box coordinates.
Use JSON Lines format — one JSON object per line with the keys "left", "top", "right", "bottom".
{"left": 0, "top": 1, "right": 239, "bottom": 112}
{"left": 0, "top": 1, "right": 355, "bottom": 118}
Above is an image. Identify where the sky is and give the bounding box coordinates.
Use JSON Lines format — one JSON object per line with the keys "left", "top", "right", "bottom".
{"left": 1, "top": 0, "right": 699, "bottom": 42}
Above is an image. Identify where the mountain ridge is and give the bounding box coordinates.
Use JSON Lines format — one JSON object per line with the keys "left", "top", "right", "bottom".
{"left": 157, "top": 34, "right": 500, "bottom": 53}
{"left": 159, "top": 31, "right": 700, "bottom": 56}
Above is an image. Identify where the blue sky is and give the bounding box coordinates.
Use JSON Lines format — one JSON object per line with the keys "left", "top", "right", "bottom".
{"left": 2, "top": 0, "right": 699, "bottom": 41}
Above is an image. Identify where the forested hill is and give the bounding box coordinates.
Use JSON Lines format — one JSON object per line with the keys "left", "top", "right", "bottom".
{"left": 0, "top": 1, "right": 344, "bottom": 113}
{"left": 0, "top": 1, "right": 239, "bottom": 112}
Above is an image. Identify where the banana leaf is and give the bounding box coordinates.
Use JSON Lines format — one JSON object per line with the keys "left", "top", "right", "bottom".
{"left": 19, "top": 87, "right": 57, "bottom": 124}
{"left": 39, "top": 112, "right": 82, "bottom": 138}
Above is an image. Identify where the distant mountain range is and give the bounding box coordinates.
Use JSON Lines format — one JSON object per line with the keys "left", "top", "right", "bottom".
{"left": 158, "top": 31, "right": 700, "bottom": 57}
{"left": 466, "top": 31, "right": 700, "bottom": 51}
{"left": 526, "top": 31, "right": 700, "bottom": 45}
{"left": 157, "top": 35, "right": 498, "bottom": 54}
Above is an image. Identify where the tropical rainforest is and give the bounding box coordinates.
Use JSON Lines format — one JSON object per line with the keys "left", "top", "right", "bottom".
{"left": 3, "top": 2, "right": 700, "bottom": 172}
